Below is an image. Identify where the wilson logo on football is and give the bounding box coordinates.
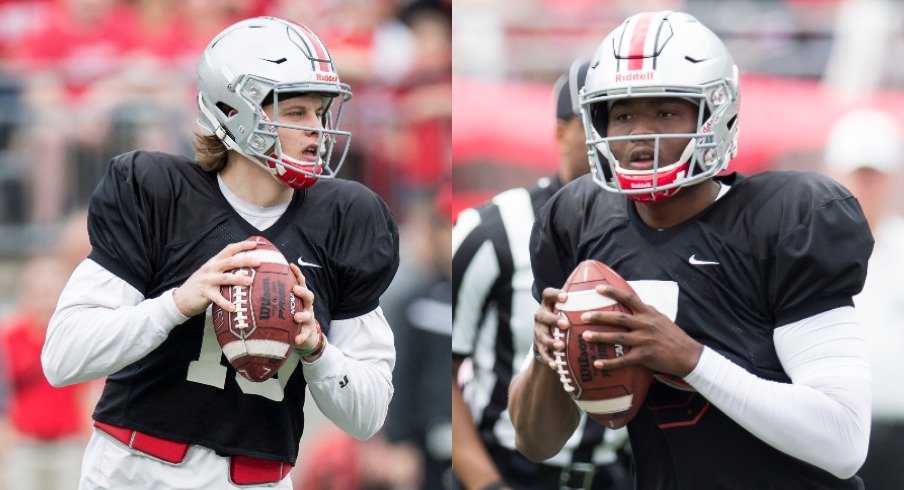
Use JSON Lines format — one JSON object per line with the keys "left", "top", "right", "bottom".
{"left": 553, "top": 260, "right": 653, "bottom": 429}
{"left": 212, "top": 236, "right": 301, "bottom": 383}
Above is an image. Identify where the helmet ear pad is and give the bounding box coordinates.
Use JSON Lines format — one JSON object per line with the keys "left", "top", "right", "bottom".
{"left": 589, "top": 104, "right": 609, "bottom": 137}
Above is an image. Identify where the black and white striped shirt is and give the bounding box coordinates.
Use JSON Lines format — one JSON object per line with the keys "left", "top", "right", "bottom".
{"left": 452, "top": 176, "right": 621, "bottom": 470}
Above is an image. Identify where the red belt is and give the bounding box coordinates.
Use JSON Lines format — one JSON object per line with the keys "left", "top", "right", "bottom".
{"left": 93, "top": 421, "right": 293, "bottom": 485}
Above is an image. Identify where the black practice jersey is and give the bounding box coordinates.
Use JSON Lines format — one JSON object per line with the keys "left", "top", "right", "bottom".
{"left": 452, "top": 177, "right": 608, "bottom": 468}
{"left": 87, "top": 151, "right": 399, "bottom": 464}
{"left": 530, "top": 172, "right": 872, "bottom": 489}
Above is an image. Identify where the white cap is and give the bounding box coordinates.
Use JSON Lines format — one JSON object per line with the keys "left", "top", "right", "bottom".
{"left": 825, "top": 109, "right": 904, "bottom": 173}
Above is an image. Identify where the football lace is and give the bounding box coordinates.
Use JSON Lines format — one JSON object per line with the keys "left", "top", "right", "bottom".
{"left": 232, "top": 270, "right": 249, "bottom": 335}
{"left": 553, "top": 327, "right": 575, "bottom": 393}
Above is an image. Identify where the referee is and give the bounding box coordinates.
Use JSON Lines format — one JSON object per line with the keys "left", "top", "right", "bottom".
{"left": 452, "top": 60, "right": 630, "bottom": 490}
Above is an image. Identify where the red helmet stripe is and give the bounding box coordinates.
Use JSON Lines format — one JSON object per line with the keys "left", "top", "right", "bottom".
{"left": 292, "top": 22, "right": 331, "bottom": 72}
{"left": 627, "top": 12, "right": 655, "bottom": 71}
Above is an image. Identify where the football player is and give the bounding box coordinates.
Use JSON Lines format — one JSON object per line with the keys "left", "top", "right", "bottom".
{"left": 508, "top": 11, "right": 873, "bottom": 489}
{"left": 823, "top": 109, "right": 904, "bottom": 490}
{"left": 41, "top": 17, "right": 399, "bottom": 489}
{"left": 452, "top": 59, "right": 630, "bottom": 490}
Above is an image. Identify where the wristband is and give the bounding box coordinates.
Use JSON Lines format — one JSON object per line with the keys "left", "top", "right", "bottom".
{"left": 296, "top": 320, "right": 325, "bottom": 358}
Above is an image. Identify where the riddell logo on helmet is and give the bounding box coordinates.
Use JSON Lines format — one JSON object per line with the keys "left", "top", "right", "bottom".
{"left": 615, "top": 71, "right": 654, "bottom": 82}
{"left": 314, "top": 72, "right": 338, "bottom": 82}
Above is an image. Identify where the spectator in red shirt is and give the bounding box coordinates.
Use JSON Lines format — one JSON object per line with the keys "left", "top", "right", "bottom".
{"left": 8, "top": 0, "right": 138, "bottom": 224}
{"left": 394, "top": 8, "right": 452, "bottom": 198}
{"left": 0, "top": 255, "right": 93, "bottom": 490}
{"left": 125, "top": 0, "right": 254, "bottom": 71}
{"left": 12, "top": 0, "right": 138, "bottom": 98}
{"left": 295, "top": 428, "right": 422, "bottom": 490}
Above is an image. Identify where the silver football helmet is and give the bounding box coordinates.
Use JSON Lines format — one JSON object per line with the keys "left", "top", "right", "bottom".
{"left": 581, "top": 11, "right": 740, "bottom": 203}
{"left": 197, "top": 17, "right": 352, "bottom": 189}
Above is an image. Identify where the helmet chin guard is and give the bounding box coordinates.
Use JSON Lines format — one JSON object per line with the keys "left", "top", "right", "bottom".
{"left": 608, "top": 148, "right": 689, "bottom": 204}
{"left": 580, "top": 11, "right": 740, "bottom": 203}
{"left": 196, "top": 17, "right": 352, "bottom": 189}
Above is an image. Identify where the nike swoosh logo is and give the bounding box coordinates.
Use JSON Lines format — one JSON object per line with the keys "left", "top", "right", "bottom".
{"left": 261, "top": 57, "right": 288, "bottom": 64}
{"left": 688, "top": 254, "right": 720, "bottom": 266}
{"left": 297, "top": 257, "right": 322, "bottom": 268}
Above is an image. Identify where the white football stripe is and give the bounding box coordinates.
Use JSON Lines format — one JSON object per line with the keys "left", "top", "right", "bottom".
{"left": 576, "top": 394, "right": 633, "bottom": 414}
{"left": 555, "top": 289, "right": 618, "bottom": 312}
{"left": 244, "top": 249, "right": 289, "bottom": 265}
{"left": 221, "top": 339, "right": 291, "bottom": 361}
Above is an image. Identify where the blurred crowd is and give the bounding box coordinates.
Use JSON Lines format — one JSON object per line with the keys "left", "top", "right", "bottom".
{"left": 1, "top": 0, "right": 903, "bottom": 489}
{"left": 0, "top": 0, "right": 451, "bottom": 230}
{"left": 453, "top": 0, "right": 903, "bottom": 86}
{"left": 450, "top": 1, "right": 904, "bottom": 489}
{"left": 452, "top": 0, "right": 904, "bottom": 212}
{"left": 0, "top": 0, "right": 452, "bottom": 489}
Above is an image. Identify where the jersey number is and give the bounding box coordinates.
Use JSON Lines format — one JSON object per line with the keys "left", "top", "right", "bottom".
{"left": 186, "top": 308, "right": 299, "bottom": 401}
{"left": 629, "top": 280, "right": 713, "bottom": 427}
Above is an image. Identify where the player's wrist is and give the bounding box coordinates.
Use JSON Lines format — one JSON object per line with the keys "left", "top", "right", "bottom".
{"left": 688, "top": 342, "right": 705, "bottom": 376}
{"left": 480, "top": 479, "right": 509, "bottom": 490}
{"left": 171, "top": 288, "right": 192, "bottom": 317}
{"left": 532, "top": 342, "right": 555, "bottom": 372}
{"left": 675, "top": 339, "right": 705, "bottom": 378}
{"left": 296, "top": 320, "right": 325, "bottom": 359}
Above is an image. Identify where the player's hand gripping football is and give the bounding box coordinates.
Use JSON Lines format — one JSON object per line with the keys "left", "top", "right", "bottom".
{"left": 533, "top": 286, "right": 705, "bottom": 377}
{"left": 532, "top": 287, "right": 569, "bottom": 372}
{"left": 289, "top": 263, "right": 322, "bottom": 360}
{"left": 579, "top": 285, "right": 704, "bottom": 377}
{"left": 173, "top": 240, "right": 261, "bottom": 317}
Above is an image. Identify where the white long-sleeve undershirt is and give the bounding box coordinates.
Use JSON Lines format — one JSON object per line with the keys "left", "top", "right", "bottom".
{"left": 684, "top": 306, "right": 871, "bottom": 479}
{"left": 42, "top": 259, "right": 395, "bottom": 441}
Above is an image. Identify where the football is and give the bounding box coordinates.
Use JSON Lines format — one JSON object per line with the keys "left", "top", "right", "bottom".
{"left": 553, "top": 260, "right": 653, "bottom": 429}
{"left": 212, "top": 236, "right": 300, "bottom": 382}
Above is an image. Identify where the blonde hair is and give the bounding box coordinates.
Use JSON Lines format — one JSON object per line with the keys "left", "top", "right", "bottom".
{"left": 192, "top": 134, "right": 229, "bottom": 173}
